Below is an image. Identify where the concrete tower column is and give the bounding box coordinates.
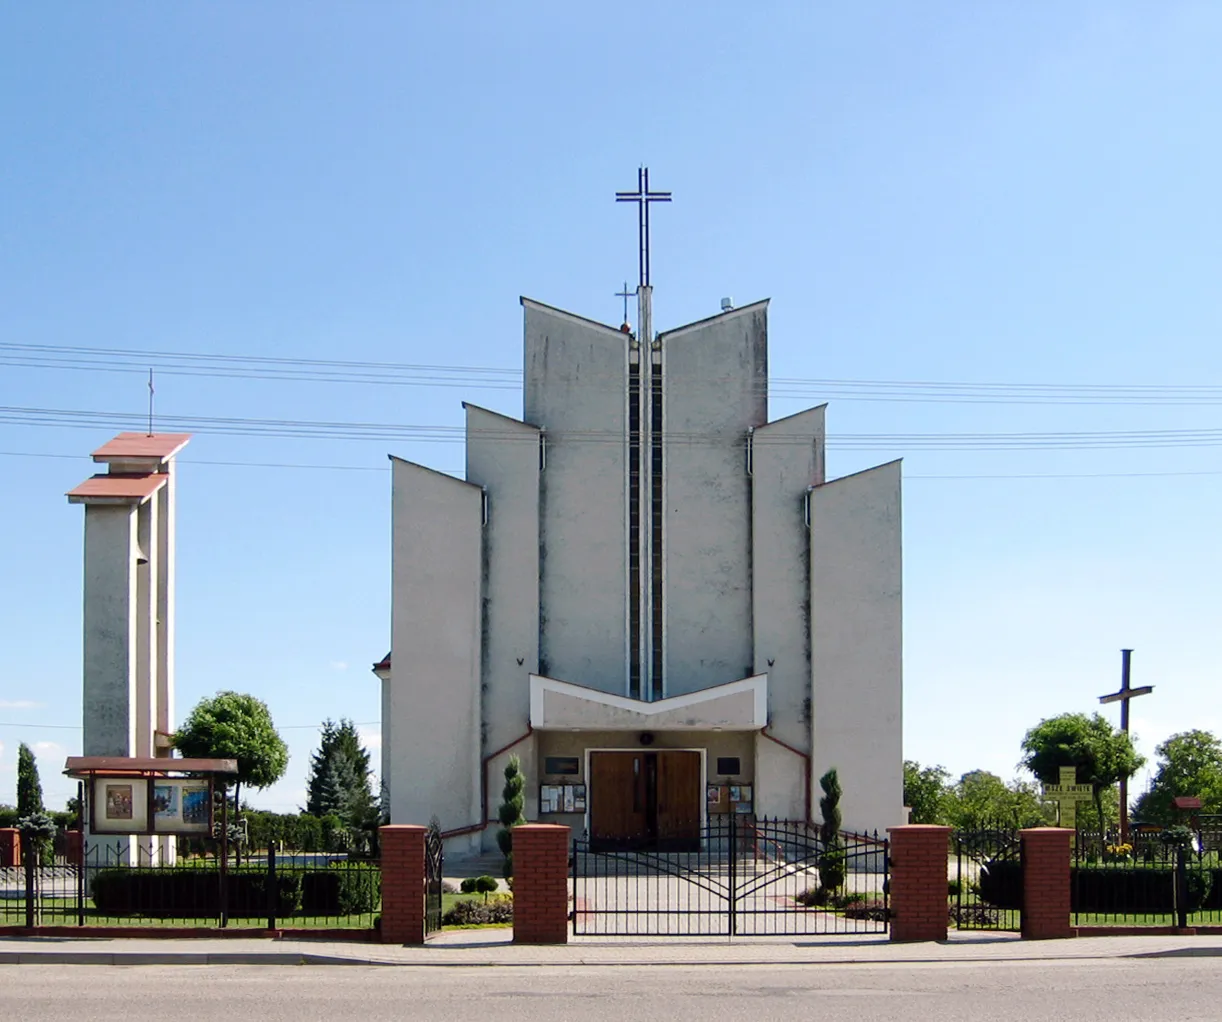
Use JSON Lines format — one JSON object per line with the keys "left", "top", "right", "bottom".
{"left": 68, "top": 432, "right": 191, "bottom": 864}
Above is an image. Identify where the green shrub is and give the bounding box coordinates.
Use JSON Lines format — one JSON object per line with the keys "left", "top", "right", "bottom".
{"left": 90, "top": 867, "right": 301, "bottom": 918}
{"left": 441, "top": 898, "right": 513, "bottom": 926}
{"left": 297, "top": 864, "right": 380, "bottom": 915}
{"left": 1072, "top": 865, "right": 1212, "bottom": 914}
{"left": 460, "top": 877, "right": 479, "bottom": 895}
{"left": 977, "top": 859, "right": 1024, "bottom": 910}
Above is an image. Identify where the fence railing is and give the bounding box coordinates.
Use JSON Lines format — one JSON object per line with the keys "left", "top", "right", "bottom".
{"left": 1, "top": 837, "right": 380, "bottom": 931}
{"left": 572, "top": 817, "right": 889, "bottom": 937}
{"left": 951, "top": 826, "right": 1022, "bottom": 931}
{"left": 1072, "top": 830, "right": 1222, "bottom": 928}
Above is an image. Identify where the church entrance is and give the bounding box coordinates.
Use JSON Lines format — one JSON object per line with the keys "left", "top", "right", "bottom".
{"left": 588, "top": 750, "right": 701, "bottom": 852}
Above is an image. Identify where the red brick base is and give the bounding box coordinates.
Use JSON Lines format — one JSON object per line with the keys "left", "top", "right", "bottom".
{"left": 887, "top": 825, "right": 950, "bottom": 942}
{"left": 1021, "top": 827, "right": 1072, "bottom": 940}
{"left": 379, "top": 825, "right": 427, "bottom": 945}
{"left": 512, "top": 824, "right": 570, "bottom": 944}
{"left": 0, "top": 829, "right": 19, "bottom": 868}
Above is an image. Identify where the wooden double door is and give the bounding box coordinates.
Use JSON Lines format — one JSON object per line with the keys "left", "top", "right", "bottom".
{"left": 588, "top": 750, "right": 702, "bottom": 852}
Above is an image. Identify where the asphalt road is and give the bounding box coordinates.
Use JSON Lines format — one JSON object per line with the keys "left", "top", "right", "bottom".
{"left": 2, "top": 955, "right": 1220, "bottom": 1022}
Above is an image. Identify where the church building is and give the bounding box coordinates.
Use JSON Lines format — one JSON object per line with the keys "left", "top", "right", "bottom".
{"left": 376, "top": 180, "right": 902, "bottom": 854}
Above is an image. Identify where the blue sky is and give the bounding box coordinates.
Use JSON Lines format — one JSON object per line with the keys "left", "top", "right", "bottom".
{"left": 2, "top": 3, "right": 1220, "bottom": 814}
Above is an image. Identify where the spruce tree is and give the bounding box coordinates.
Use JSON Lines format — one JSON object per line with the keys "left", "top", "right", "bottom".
{"left": 305, "top": 718, "right": 374, "bottom": 825}
{"left": 496, "top": 755, "right": 526, "bottom": 878}
{"left": 16, "top": 743, "right": 44, "bottom": 819}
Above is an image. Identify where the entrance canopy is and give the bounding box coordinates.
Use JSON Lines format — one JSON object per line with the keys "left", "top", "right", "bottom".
{"left": 530, "top": 674, "right": 767, "bottom": 731}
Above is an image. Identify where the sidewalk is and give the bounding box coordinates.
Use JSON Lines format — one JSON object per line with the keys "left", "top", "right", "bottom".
{"left": 2, "top": 929, "right": 1218, "bottom": 967}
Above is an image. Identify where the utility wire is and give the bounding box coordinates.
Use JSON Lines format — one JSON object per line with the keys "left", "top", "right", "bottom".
{"left": 4, "top": 405, "right": 1222, "bottom": 450}
{"left": 5, "top": 341, "right": 1222, "bottom": 405}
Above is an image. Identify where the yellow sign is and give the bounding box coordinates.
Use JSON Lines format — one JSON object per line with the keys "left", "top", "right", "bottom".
{"left": 1041, "top": 766, "right": 1093, "bottom": 829}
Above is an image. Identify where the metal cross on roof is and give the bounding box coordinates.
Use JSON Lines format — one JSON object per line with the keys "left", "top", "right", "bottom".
{"left": 615, "top": 281, "right": 634, "bottom": 326}
{"left": 616, "top": 167, "right": 671, "bottom": 288}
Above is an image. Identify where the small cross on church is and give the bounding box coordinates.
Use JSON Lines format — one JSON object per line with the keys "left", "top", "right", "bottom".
{"left": 1042, "top": 766, "right": 1094, "bottom": 830}
{"left": 615, "top": 281, "right": 634, "bottom": 330}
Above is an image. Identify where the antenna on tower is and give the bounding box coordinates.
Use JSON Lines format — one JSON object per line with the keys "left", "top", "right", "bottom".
{"left": 147, "top": 368, "right": 155, "bottom": 436}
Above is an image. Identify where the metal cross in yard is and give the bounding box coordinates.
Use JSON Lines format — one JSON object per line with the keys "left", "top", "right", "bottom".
{"left": 1099, "top": 648, "right": 1153, "bottom": 844}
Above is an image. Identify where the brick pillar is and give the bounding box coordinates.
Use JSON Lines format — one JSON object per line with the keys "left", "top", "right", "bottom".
{"left": 1020, "top": 827, "right": 1072, "bottom": 940}
{"left": 512, "top": 824, "right": 570, "bottom": 944}
{"left": 64, "top": 830, "right": 84, "bottom": 867}
{"left": 0, "top": 829, "right": 19, "bottom": 867}
{"left": 887, "top": 824, "right": 950, "bottom": 942}
{"left": 379, "top": 824, "right": 427, "bottom": 945}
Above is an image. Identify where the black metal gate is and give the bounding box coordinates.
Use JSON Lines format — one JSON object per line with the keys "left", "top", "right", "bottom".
{"left": 952, "top": 826, "right": 1022, "bottom": 931}
{"left": 571, "top": 816, "right": 888, "bottom": 936}
{"left": 424, "top": 826, "right": 444, "bottom": 936}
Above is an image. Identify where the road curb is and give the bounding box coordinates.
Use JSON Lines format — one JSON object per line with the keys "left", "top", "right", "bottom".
{"left": 0, "top": 952, "right": 382, "bottom": 966}
{"left": 0, "top": 949, "right": 1176, "bottom": 968}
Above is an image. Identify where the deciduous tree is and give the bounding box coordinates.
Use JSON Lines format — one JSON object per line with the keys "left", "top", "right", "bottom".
{"left": 1020, "top": 712, "right": 1143, "bottom": 841}
{"left": 903, "top": 760, "right": 951, "bottom": 824}
{"left": 1133, "top": 730, "right": 1222, "bottom": 826}
{"left": 174, "top": 691, "right": 289, "bottom": 860}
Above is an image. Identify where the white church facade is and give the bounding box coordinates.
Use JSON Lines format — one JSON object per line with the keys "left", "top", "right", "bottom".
{"left": 376, "top": 293, "right": 904, "bottom": 854}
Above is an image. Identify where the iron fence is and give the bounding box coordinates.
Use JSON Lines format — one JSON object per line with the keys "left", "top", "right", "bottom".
{"left": 951, "top": 826, "right": 1022, "bottom": 931}
{"left": 1072, "top": 830, "right": 1222, "bottom": 928}
{"left": 1, "top": 837, "right": 380, "bottom": 931}
{"left": 572, "top": 816, "right": 888, "bottom": 937}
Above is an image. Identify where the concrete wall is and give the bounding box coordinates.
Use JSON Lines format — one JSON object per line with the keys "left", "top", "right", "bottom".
{"left": 388, "top": 457, "right": 483, "bottom": 834}
{"left": 751, "top": 405, "right": 825, "bottom": 818}
{"left": 523, "top": 299, "right": 629, "bottom": 694}
{"left": 465, "top": 402, "right": 541, "bottom": 824}
{"left": 809, "top": 460, "right": 903, "bottom": 836}
{"left": 82, "top": 505, "right": 138, "bottom": 757}
{"left": 660, "top": 302, "right": 769, "bottom": 696}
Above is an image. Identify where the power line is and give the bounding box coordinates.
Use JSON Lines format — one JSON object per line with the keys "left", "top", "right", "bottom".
{"left": 5, "top": 340, "right": 1222, "bottom": 405}
{"left": 4, "top": 450, "right": 1221, "bottom": 482}
{"left": 5, "top": 404, "right": 1222, "bottom": 450}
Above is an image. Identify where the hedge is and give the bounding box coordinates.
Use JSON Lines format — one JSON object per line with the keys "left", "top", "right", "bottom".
{"left": 297, "top": 865, "right": 380, "bottom": 915}
{"left": 974, "top": 858, "right": 1219, "bottom": 913}
{"left": 89, "top": 864, "right": 380, "bottom": 918}
{"left": 91, "top": 867, "right": 300, "bottom": 918}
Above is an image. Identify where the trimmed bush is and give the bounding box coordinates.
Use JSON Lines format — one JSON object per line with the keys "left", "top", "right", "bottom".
{"left": 297, "top": 864, "right": 380, "bottom": 915}
{"left": 1072, "top": 866, "right": 1212, "bottom": 914}
{"left": 90, "top": 867, "right": 301, "bottom": 918}
{"left": 441, "top": 897, "right": 513, "bottom": 926}
{"left": 977, "top": 859, "right": 1023, "bottom": 911}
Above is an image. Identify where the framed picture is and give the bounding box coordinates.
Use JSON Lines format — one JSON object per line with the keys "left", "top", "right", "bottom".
{"left": 739, "top": 784, "right": 753, "bottom": 804}
{"left": 707, "top": 785, "right": 720, "bottom": 805}
{"left": 179, "top": 785, "right": 211, "bottom": 831}
{"left": 91, "top": 777, "right": 149, "bottom": 833}
{"left": 562, "top": 785, "right": 576, "bottom": 813}
{"left": 572, "top": 785, "right": 586, "bottom": 812}
{"left": 729, "top": 786, "right": 742, "bottom": 803}
{"left": 105, "top": 784, "right": 134, "bottom": 821}
{"left": 153, "top": 783, "right": 180, "bottom": 821}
